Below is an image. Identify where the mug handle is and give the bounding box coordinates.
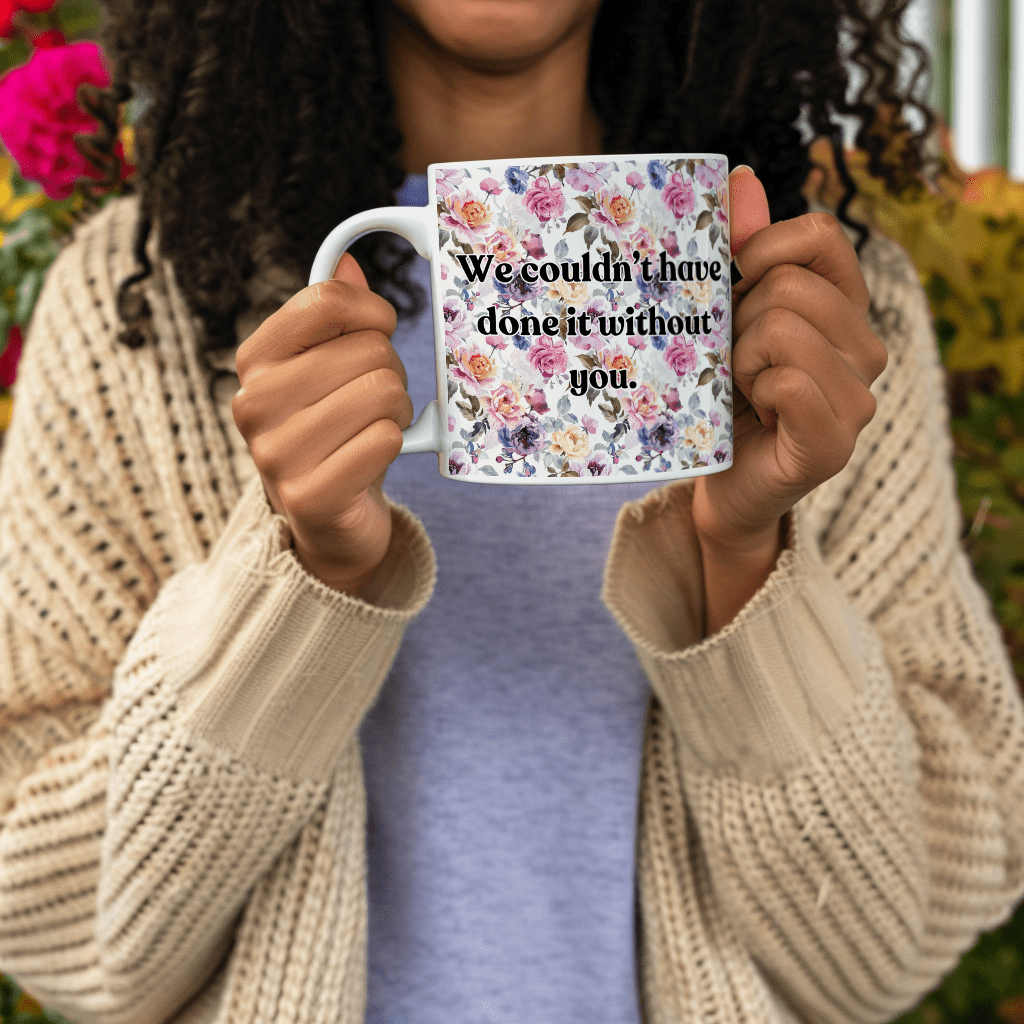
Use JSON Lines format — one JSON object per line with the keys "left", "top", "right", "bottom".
{"left": 308, "top": 206, "right": 442, "bottom": 454}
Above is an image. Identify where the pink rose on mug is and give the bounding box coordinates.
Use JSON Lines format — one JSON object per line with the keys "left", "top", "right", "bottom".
{"left": 527, "top": 335, "right": 568, "bottom": 378}
{"left": 523, "top": 176, "right": 565, "bottom": 222}
{"left": 662, "top": 171, "right": 696, "bottom": 218}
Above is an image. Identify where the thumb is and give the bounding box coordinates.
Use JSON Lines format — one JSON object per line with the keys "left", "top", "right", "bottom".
{"left": 332, "top": 251, "right": 369, "bottom": 289}
{"left": 729, "top": 165, "right": 771, "bottom": 257}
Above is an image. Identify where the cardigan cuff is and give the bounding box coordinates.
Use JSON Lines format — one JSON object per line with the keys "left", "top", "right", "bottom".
{"left": 602, "top": 481, "right": 873, "bottom": 781}
{"left": 153, "top": 475, "right": 436, "bottom": 782}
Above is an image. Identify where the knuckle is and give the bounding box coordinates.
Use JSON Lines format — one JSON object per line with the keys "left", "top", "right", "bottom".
{"left": 230, "top": 388, "right": 253, "bottom": 435}
{"left": 871, "top": 337, "right": 889, "bottom": 379}
{"left": 803, "top": 209, "right": 842, "bottom": 241}
{"left": 860, "top": 387, "right": 878, "bottom": 426}
{"left": 276, "top": 476, "right": 313, "bottom": 520}
{"left": 247, "top": 432, "right": 283, "bottom": 477}
{"left": 761, "top": 263, "right": 805, "bottom": 306}
{"left": 362, "top": 366, "right": 408, "bottom": 405}
{"left": 775, "top": 365, "right": 814, "bottom": 403}
{"left": 757, "top": 304, "right": 799, "bottom": 338}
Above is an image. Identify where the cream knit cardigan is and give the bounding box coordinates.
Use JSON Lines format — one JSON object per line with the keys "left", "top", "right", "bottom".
{"left": 0, "top": 196, "right": 1022, "bottom": 1024}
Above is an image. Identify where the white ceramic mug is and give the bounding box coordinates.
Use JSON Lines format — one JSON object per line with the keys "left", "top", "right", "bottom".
{"left": 310, "top": 153, "right": 733, "bottom": 483}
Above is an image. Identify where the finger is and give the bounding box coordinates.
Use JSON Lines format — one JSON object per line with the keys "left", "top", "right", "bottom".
{"left": 731, "top": 210, "right": 870, "bottom": 315}
{"left": 250, "top": 367, "right": 413, "bottom": 482}
{"left": 236, "top": 267, "right": 398, "bottom": 380}
{"left": 749, "top": 363, "right": 856, "bottom": 484}
{"left": 734, "top": 306, "right": 877, "bottom": 435}
{"left": 728, "top": 166, "right": 771, "bottom": 257}
{"left": 232, "top": 330, "right": 409, "bottom": 436}
{"left": 287, "top": 418, "right": 406, "bottom": 525}
{"left": 333, "top": 250, "right": 368, "bottom": 288}
{"left": 732, "top": 263, "right": 888, "bottom": 388}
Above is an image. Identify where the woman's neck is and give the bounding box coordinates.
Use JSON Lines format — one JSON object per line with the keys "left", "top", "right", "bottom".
{"left": 384, "top": 4, "right": 604, "bottom": 173}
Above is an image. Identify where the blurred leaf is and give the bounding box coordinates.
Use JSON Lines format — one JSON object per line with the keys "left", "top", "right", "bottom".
{"left": 56, "top": 0, "right": 103, "bottom": 39}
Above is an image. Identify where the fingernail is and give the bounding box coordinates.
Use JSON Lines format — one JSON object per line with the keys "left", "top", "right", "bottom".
{"left": 732, "top": 164, "right": 755, "bottom": 176}
{"left": 730, "top": 258, "right": 744, "bottom": 286}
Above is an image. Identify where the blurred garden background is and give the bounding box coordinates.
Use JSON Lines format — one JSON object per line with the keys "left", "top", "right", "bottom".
{"left": 1, "top": 0, "right": 1024, "bottom": 1021}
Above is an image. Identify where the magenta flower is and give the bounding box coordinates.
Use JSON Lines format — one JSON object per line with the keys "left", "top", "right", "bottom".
{"left": 0, "top": 42, "right": 111, "bottom": 200}
{"left": 662, "top": 172, "right": 696, "bottom": 219}
{"left": 626, "top": 170, "right": 645, "bottom": 190}
{"left": 523, "top": 176, "right": 565, "bottom": 222}
{"left": 664, "top": 337, "right": 698, "bottom": 376}
{"left": 479, "top": 176, "right": 503, "bottom": 196}
{"left": 528, "top": 335, "right": 568, "bottom": 378}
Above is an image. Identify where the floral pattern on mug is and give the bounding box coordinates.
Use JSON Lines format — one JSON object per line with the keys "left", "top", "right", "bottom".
{"left": 435, "top": 156, "right": 732, "bottom": 479}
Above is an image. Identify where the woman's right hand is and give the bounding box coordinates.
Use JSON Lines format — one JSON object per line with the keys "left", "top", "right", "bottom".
{"left": 231, "top": 252, "right": 413, "bottom": 597}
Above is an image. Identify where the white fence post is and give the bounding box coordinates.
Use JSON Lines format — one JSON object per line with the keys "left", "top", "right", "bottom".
{"left": 1012, "top": 0, "right": 1024, "bottom": 176}
{"left": 952, "top": 0, "right": 999, "bottom": 169}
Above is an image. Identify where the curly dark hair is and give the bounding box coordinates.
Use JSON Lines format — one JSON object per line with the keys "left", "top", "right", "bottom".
{"left": 88, "top": 0, "right": 933, "bottom": 386}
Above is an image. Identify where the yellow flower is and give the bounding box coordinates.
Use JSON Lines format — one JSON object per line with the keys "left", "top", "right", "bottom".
{"left": 0, "top": 154, "right": 45, "bottom": 230}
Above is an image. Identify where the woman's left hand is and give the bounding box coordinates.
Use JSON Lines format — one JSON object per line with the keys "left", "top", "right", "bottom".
{"left": 691, "top": 170, "right": 889, "bottom": 553}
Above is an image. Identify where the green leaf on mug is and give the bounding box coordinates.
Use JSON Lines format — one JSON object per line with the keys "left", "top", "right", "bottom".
{"left": 695, "top": 210, "right": 713, "bottom": 230}
{"left": 565, "top": 212, "right": 589, "bottom": 232}
{"left": 709, "top": 224, "right": 720, "bottom": 248}
{"left": 455, "top": 401, "right": 476, "bottom": 420}
{"left": 608, "top": 240, "right": 620, "bottom": 262}
{"left": 554, "top": 164, "right": 566, "bottom": 182}
{"left": 698, "top": 368, "right": 716, "bottom": 385}
{"left": 583, "top": 224, "right": 598, "bottom": 249}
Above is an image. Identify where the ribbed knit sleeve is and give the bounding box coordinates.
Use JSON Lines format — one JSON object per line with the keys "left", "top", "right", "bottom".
{"left": 602, "top": 233, "right": 1024, "bottom": 1023}
{"left": 0, "top": 198, "right": 436, "bottom": 1024}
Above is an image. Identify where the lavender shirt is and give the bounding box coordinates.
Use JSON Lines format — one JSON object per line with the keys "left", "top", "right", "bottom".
{"left": 358, "top": 175, "right": 665, "bottom": 1024}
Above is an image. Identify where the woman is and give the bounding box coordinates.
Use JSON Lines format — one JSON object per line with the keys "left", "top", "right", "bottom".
{"left": 0, "top": 1, "right": 1021, "bottom": 1023}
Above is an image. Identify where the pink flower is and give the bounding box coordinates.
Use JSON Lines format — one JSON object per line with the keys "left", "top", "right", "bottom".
{"left": 479, "top": 177, "right": 503, "bottom": 195}
{"left": 662, "top": 172, "right": 695, "bottom": 219}
{"left": 485, "top": 383, "right": 524, "bottom": 426}
{"left": 564, "top": 162, "right": 611, "bottom": 192}
{"left": 524, "top": 386, "right": 549, "bottom": 414}
{"left": 521, "top": 230, "right": 546, "bottom": 259}
{"left": 662, "top": 387, "right": 681, "bottom": 411}
{"left": 435, "top": 168, "right": 467, "bottom": 198}
{"left": 528, "top": 335, "right": 568, "bottom": 378}
{"left": 0, "top": 42, "right": 111, "bottom": 200}
{"left": 664, "top": 337, "right": 697, "bottom": 376}
{"left": 442, "top": 298, "right": 470, "bottom": 347}
{"left": 625, "top": 170, "right": 645, "bottom": 190}
{"left": 694, "top": 161, "right": 723, "bottom": 190}
{"left": 440, "top": 188, "right": 493, "bottom": 240}
{"left": 659, "top": 230, "right": 681, "bottom": 257}
{"left": 591, "top": 188, "right": 635, "bottom": 236}
{"left": 624, "top": 383, "right": 660, "bottom": 429}
{"left": 451, "top": 346, "right": 497, "bottom": 390}
{"left": 523, "top": 176, "right": 565, "bottom": 222}
{"left": 581, "top": 413, "right": 598, "bottom": 434}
